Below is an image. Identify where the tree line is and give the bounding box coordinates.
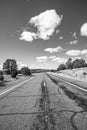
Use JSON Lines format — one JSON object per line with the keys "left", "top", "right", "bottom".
{"left": 57, "top": 58, "right": 87, "bottom": 71}
{"left": 0, "top": 59, "right": 31, "bottom": 81}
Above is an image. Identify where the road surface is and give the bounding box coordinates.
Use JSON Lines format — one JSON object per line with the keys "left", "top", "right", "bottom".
{"left": 0, "top": 73, "right": 87, "bottom": 130}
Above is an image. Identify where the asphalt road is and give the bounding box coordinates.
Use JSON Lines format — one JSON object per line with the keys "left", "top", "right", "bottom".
{"left": 0, "top": 73, "right": 87, "bottom": 130}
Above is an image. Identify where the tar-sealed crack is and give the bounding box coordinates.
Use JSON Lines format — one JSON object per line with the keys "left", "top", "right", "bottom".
{"left": 30, "top": 80, "right": 57, "bottom": 130}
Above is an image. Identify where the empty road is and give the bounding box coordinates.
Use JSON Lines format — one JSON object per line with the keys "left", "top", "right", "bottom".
{"left": 0, "top": 73, "right": 87, "bottom": 130}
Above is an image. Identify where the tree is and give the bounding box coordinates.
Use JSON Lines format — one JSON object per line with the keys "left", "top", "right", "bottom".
{"left": 73, "top": 58, "right": 87, "bottom": 68}
{"left": 11, "top": 69, "right": 18, "bottom": 78}
{"left": 20, "top": 67, "right": 31, "bottom": 76}
{"left": 57, "top": 64, "right": 66, "bottom": 71}
{"left": 0, "top": 71, "right": 4, "bottom": 81}
{"left": 66, "top": 58, "right": 73, "bottom": 69}
{"left": 3, "top": 59, "right": 17, "bottom": 74}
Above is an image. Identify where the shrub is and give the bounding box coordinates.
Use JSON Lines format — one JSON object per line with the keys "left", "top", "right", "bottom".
{"left": 20, "top": 67, "right": 31, "bottom": 76}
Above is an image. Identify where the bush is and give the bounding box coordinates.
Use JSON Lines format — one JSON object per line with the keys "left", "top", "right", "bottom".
{"left": 57, "top": 64, "right": 66, "bottom": 71}
{"left": 20, "top": 67, "right": 31, "bottom": 76}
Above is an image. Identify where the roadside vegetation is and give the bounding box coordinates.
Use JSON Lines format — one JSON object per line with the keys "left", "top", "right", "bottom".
{"left": 57, "top": 58, "right": 87, "bottom": 71}
{"left": 19, "top": 67, "right": 31, "bottom": 76}
{"left": 0, "top": 59, "right": 32, "bottom": 82}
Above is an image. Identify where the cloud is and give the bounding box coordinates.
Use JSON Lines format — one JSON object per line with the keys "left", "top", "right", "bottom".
{"left": 81, "top": 49, "right": 87, "bottom": 55}
{"left": 19, "top": 9, "right": 63, "bottom": 42}
{"left": 70, "top": 40, "right": 78, "bottom": 45}
{"left": 59, "top": 36, "right": 63, "bottom": 40}
{"left": 72, "top": 32, "right": 77, "bottom": 39}
{"left": 29, "top": 9, "right": 63, "bottom": 40}
{"left": 36, "top": 56, "right": 48, "bottom": 62}
{"left": 66, "top": 49, "right": 87, "bottom": 56}
{"left": 52, "top": 57, "right": 67, "bottom": 64}
{"left": 80, "top": 23, "right": 87, "bottom": 36}
{"left": 66, "top": 50, "right": 81, "bottom": 56}
{"left": 19, "top": 31, "right": 37, "bottom": 42}
{"left": 44, "top": 46, "right": 64, "bottom": 53}
{"left": 49, "top": 56, "right": 56, "bottom": 59}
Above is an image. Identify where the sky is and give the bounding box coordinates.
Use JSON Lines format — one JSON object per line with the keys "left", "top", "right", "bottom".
{"left": 0, "top": 0, "right": 87, "bottom": 69}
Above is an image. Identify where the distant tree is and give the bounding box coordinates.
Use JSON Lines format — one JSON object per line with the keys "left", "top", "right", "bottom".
{"left": 57, "top": 64, "right": 66, "bottom": 71}
{"left": 20, "top": 67, "right": 31, "bottom": 76}
{"left": 0, "top": 70, "right": 4, "bottom": 81}
{"left": 3, "top": 59, "right": 17, "bottom": 74}
{"left": 73, "top": 59, "right": 87, "bottom": 68}
{"left": 11, "top": 69, "right": 18, "bottom": 78}
{"left": 66, "top": 58, "right": 73, "bottom": 69}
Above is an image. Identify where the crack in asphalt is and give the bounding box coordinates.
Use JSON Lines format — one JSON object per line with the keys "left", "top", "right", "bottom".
{"left": 30, "top": 80, "right": 57, "bottom": 130}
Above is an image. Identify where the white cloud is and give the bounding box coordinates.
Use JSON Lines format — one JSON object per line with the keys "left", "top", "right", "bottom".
{"left": 19, "top": 9, "right": 63, "bottom": 42}
{"left": 19, "top": 31, "right": 37, "bottom": 42}
{"left": 72, "top": 32, "right": 77, "bottom": 39}
{"left": 70, "top": 40, "right": 78, "bottom": 45}
{"left": 29, "top": 9, "right": 63, "bottom": 40}
{"left": 49, "top": 56, "right": 56, "bottom": 59}
{"left": 66, "top": 50, "right": 81, "bottom": 56}
{"left": 52, "top": 57, "right": 61, "bottom": 61}
{"left": 44, "top": 46, "right": 64, "bottom": 53}
{"left": 59, "top": 36, "right": 63, "bottom": 40}
{"left": 81, "top": 49, "right": 87, "bottom": 55}
{"left": 66, "top": 49, "right": 87, "bottom": 56}
{"left": 36, "top": 56, "right": 48, "bottom": 62}
{"left": 52, "top": 57, "right": 67, "bottom": 64}
{"left": 80, "top": 23, "right": 87, "bottom": 36}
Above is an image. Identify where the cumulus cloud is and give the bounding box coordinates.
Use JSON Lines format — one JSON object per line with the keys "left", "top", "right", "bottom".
{"left": 81, "top": 49, "right": 87, "bottom": 55}
{"left": 19, "top": 31, "right": 37, "bottom": 42}
{"left": 36, "top": 56, "right": 48, "bottom": 62}
{"left": 66, "top": 49, "right": 87, "bottom": 56}
{"left": 44, "top": 46, "right": 64, "bottom": 53}
{"left": 70, "top": 40, "right": 78, "bottom": 45}
{"left": 66, "top": 50, "right": 81, "bottom": 56}
{"left": 80, "top": 23, "right": 87, "bottom": 36}
{"left": 19, "top": 9, "right": 63, "bottom": 42}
